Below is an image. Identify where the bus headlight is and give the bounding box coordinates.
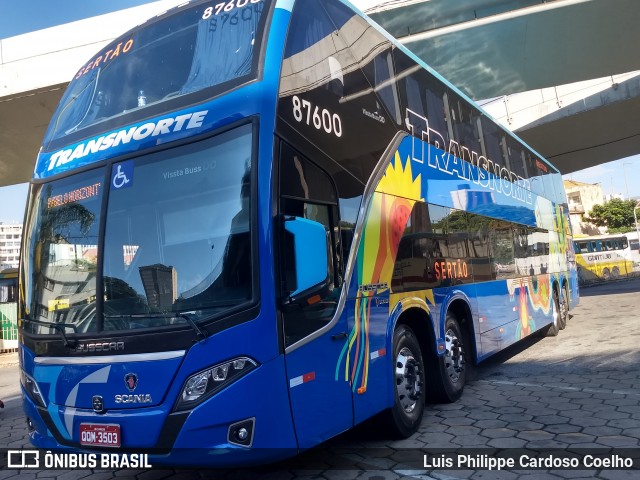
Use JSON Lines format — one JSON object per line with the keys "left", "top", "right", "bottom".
{"left": 20, "top": 371, "right": 47, "bottom": 408}
{"left": 175, "top": 357, "right": 257, "bottom": 411}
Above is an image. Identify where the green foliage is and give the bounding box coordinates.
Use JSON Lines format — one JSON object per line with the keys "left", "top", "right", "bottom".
{"left": 584, "top": 198, "right": 638, "bottom": 233}
{"left": 608, "top": 226, "right": 636, "bottom": 234}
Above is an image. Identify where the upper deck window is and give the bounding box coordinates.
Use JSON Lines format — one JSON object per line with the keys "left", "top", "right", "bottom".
{"left": 44, "top": 0, "right": 272, "bottom": 151}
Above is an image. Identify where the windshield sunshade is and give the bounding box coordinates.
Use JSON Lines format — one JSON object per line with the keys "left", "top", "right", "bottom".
{"left": 43, "top": 0, "right": 271, "bottom": 150}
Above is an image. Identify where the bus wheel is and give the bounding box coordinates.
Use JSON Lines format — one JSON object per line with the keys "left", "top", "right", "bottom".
{"left": 612, "top": 266, "right": 620, "bottom": 278}
{"left": 545, "top": 288, "right": 562, "bottom": 336}
{"left": 426, "top": 313, "right": 467, "bottom": 403}
{"left": 384, "top": 325, "right": 425, "bottom": 438}
{"left": 557, "top": 285, "right": 568, "bottom": 330}
{"left": 602, "top": 267, "right": 611, "bottom": 280}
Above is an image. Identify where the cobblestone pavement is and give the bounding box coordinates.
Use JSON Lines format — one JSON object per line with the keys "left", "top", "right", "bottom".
{"left": 1, "top": 279, "right": 639, "bottom": 479}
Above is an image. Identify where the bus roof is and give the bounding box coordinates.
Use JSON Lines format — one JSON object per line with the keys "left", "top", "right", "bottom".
{"left": 337, "top": 0, "right": 559, "bottom": 175}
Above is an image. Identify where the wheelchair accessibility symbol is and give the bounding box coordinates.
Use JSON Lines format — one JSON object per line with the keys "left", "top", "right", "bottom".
{"left": 112, "top": 160, "right": 134, "bottom": 189}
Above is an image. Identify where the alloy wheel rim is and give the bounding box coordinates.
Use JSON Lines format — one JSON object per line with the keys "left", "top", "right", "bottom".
{"left": 560, "top": 288, "right": 568, "bottom": 323}
{"left": 444, "top": 328, "right": 464, "bottom": 384}
{"left": 395, "top": 346, "right": 422, "bottom": 413}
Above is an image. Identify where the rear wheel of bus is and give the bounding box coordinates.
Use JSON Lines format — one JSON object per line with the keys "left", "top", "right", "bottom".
{"left": 545, "top": 286, "right": 564, "bottom": 336}
{"left": 559, "top": 283, "right": 569, "bottom": 328}
{"left": 383, "top": 324, "right": 426, "bottom": 438}
{"left": 426, "top": 312, "right": 467, "bottom": 403}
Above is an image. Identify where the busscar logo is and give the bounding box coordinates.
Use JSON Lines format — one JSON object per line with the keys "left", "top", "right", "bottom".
{"left": 73, "top": 341, "right": 124, "bottom": 353}
{"left": 124, "top": 373, "right": 138, "bottom": 392}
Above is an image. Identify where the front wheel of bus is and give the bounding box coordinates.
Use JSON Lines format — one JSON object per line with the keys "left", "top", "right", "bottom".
{"left": 384, "top": 325, "right": 425, "bottom": 438}
{"left": 426, "top": 313, "right": 467, "bottom": 403}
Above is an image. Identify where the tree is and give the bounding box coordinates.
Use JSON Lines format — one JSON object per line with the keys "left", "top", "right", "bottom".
{"left": 584, "top": 198, "right": 637, "bottom": 233}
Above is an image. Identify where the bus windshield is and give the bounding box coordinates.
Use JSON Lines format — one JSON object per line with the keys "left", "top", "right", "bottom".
{"left": 22, "top": 124, "right": 254, "bottom": 335}
{"left": 43, "top": 0, "right": 271, "bottom": 151}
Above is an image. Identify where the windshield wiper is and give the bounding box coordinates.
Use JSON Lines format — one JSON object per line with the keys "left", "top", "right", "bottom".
{"left": 177, "top": 311, "right": 208, "bottom": 340}
{"left": 25, "top": 318, "right": 77, "bottom": 348}
{"left": 103, "top": 311, "right": 210, "bottom": 340}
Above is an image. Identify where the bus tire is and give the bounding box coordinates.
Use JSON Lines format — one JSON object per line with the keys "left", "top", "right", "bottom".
{"left": 602, "top": 267, "right": 611, "bottom": 280}
{"left": 545, "top": 288, "right": 562, "bottom": 336}
{"left": 559, "top": 283, "right": 569, "bottom": 328}
{"left": 612, "top": 266, "right": 620, "bottom": 278}
{"left": 426, "top": 313, "right": 467, "bottom": 403}
{"left": 383, "top": 325, "right": 425, "bottom": 438}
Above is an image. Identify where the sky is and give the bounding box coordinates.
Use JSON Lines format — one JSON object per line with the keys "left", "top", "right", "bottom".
{"left": 564, "top": 155, "right": 640, "bottom": 201}
{"left": 0, "top": 0, "right": 158, "bottom": 39}
{"left": 0, "top": 0, "right": 383, "bottom": 39}
{"left": 0, "top": 0, "right": 639, "bottom": 224}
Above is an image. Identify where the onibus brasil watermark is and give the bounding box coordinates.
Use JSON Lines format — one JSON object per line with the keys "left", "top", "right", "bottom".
{"left": 6, "top": 450, "right": 151, "bottom": 469}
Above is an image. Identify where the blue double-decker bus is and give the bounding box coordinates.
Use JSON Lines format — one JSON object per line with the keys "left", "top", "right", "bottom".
{"left": 18, "top": 0, "right": 578, "bottom": 466}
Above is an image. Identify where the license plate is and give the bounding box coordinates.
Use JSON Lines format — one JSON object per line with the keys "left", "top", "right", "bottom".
{"left": 79, "top": 423, "right": 121, "bottom": 447}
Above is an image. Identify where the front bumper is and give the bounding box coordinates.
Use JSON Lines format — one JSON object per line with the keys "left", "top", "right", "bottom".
{"left": 23, "top": 355, "right": 298, "bottom": 467}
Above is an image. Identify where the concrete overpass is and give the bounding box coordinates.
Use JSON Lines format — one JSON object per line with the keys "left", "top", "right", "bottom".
{"left": 1, "top": 0, "right": 640, "bottom": 187}
{"left": 480, "top": 71, "right": 640, "bottom": 173}
{"left": 0, "top": 0, "right": 184, "bottom": 187}
{"left": 366, "top": 0, "right": 640, "bottom": 99}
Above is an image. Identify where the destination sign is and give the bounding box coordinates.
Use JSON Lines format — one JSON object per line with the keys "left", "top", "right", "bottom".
{"left": 47, "top": 183, "right": 101, "bottom": 209}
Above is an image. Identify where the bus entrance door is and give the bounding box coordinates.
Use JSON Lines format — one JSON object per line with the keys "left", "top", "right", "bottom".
{"left": 284, "top": 314, "right": 353, "bottom": 449}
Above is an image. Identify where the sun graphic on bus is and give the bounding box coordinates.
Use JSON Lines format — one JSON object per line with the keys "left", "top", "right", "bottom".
{"left": 376, "top": 152, "right": 422, "bottom": 201}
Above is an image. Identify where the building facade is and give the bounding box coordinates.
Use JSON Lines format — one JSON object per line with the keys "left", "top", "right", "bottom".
{"left": 564, "top": 180, "right": 605, "bottom": 236}
{"left": 0, "top": 223, "right": 22, "bottom": 269}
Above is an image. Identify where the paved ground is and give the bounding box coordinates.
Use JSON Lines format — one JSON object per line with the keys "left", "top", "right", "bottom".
{"left": 1, "top": 279, "right": 639, "bottom": 479}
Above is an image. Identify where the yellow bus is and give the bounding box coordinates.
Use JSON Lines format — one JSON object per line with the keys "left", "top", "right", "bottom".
{"left": 574, "top": 233, "right": 640, "bottom": 282}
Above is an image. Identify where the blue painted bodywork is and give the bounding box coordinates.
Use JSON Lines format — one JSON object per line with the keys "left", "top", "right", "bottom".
{"left": 21, "top": 0, "right": 579, "bottom": 467}
{"left": 23, "top": 1, "right": 300, "bottom": 466}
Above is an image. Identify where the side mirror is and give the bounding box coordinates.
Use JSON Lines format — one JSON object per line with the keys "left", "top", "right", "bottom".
{"left": 284, "top": 216, "right": 329, "bottom": 298}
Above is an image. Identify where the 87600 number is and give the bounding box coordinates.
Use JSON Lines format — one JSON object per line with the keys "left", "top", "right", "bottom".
{"left": 292, "top": 96, "right": 343, "bottom": 138}
{"left": 203, "top": 0, "right": 262, "bottom": 18}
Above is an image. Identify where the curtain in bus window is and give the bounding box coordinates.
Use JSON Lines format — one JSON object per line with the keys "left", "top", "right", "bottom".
{"left": 425, "top": 86, "right": 447, "bottom": 141}
{"left": 284, "top": 1, "right": 336, "bottom": 58}
{"left": 373, "top": 52, "right": 402, "bottom": 125}
{"left": 456, "top": 102, "right": 481, "bottom": 155}
{"left": 507, "top": 139, "right": 527, "bottom": 179}
{"left": 180, "top": 4, "right": 262, "bottom": 94}
{"left": 481, "top": 117, "right": 504, "bottom": 171}
{"left": 280, "top": 0, "right": 347, "bottom": 99}
{"left": 54, "top": 69, "right": 99, "bottom": 136}
{"left": 405, "top": 75, "right": 424, "bottom": 118}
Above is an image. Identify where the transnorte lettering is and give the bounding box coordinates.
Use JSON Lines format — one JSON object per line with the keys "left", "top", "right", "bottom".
{"left": 47, "top": 111, "right": 208, "bottom": 172}
{"left": 405, "top": 108, "right": 534, "bottom": 205}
